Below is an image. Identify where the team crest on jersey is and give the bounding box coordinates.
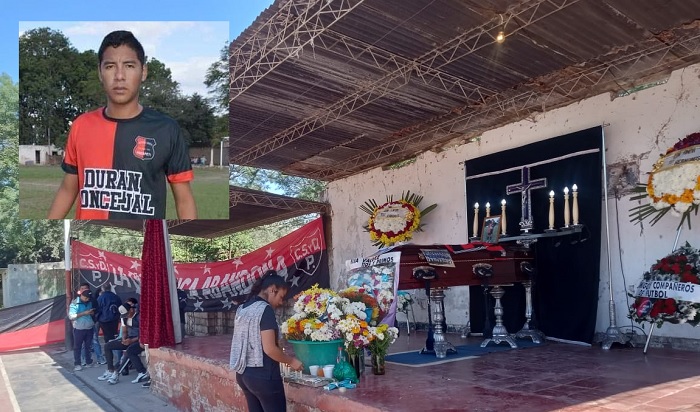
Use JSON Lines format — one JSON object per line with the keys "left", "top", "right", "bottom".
{"left": 133, "top": 136, "right": 156, "bottom": 160}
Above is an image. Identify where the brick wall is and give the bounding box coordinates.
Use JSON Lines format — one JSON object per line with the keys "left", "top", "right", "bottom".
{"left": 185, "top": 311, "right": 235, "bottom": 336}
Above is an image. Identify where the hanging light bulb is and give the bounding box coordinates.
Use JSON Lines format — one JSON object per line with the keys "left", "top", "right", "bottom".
{"left": 496, "top": 30, "right": 506, "bottom": 44}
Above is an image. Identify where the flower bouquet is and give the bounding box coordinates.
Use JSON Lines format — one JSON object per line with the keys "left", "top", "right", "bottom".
{"left": 331, "top": 287, "right": 377, "bottom": 355}
{"left": 628, "top": 243, "right": 700, "bottom": 327}
{"left": 630, "top": 132, "right": 700, "bottom": 229}
{"left": 281, "top": 284, "right": 344, "bottom": 374}
{"left": 397, "top": 291, "right": 413, "bottom": 312}
{"left": 360, "top": 191, "right": 437, "bottom": 248}
{"left": 281, "top": 284, "right": 340, "bottom": 342}
{"left": 367, "top": 323, "right": 399, "bottom": 375}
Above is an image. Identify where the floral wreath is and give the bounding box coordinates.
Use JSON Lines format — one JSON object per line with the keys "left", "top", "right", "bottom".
{"left": 360, "top": 191, "right": 437, "bottom": 248}
{"left": 628, "top": 243, "right": 700, "bottom": 327}
{"left": 630, "top": 132, "right": 700, "bottom": 229}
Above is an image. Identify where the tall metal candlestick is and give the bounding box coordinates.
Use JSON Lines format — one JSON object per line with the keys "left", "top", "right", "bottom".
{"left": 485, "top": 202, "right": 491, "bottom": 217}
{"left": 563, "top": 187, "right": 570, "bottom": 228}
{"left": 572, "top": 184, "right": 579, "bottom": 225}
{"left": 501, "top": 199, "right": 507, "bottom": 236}
{"left": 473, "top": 203, "right": 479, "bottom": 238}
{"left": 548, "top": 190, "right": 555, "bottom": 230}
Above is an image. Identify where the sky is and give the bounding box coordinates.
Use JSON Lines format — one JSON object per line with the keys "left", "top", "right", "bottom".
{"left": 2, "top": 0, "right": 275, "bottom": 92}
{"left": 18, "top": 21, "right": 228, "bottom": 97}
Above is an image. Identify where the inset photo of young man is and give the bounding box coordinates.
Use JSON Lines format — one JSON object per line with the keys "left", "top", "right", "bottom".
{"left": 18, "top": 21, "right": 230, "bottom": 220}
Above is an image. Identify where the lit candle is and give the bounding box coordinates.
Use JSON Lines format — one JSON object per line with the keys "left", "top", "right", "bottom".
{"left": 485, "top": 202, "right": 491, "bottom": 217}
{"left": 501, "top": 199, "right": 507, "bottom": 236}
{"left": 473, "top": 202, "right": 479, "bottom": 238}
{"left": 548, "top": 190, "right": 555, "bottom": 230}
{"left": 563, "top": 187, "right": 570, "bottom": 228}
{"left": 572, "top": 184, "right": 579, "bottom": 225}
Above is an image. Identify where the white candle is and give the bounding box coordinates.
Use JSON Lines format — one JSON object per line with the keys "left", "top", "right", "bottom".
{"left": 572, "top": 184, "right": 579, "bottom": 225}
{"left": 548, "top": 190, "right": 555, "bottom": 230}
{"left": 473, "top": 203, "right": 479, "bottom": 238}
{"left": 501, "top": 199, "right": 507, "bottom": 236}
{"left": 563, "top": 187, "right": 570, "bottom": 228}
{"left": 485, "top": 202, "right": 491, "bottom": 217}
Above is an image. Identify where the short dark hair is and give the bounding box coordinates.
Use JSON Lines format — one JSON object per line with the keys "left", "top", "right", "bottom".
{"left": 98, "top": 30, "right": 146, "bottom": 66}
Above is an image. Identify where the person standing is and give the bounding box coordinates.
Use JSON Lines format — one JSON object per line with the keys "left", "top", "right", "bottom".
{"left": 69, "top": 289, "right": 96, "bottom": 371}
{"left": 229, "top": 271, "right": 303, "bottom": 412}
{"left": 47, "top": 30, "right": 196, "bottom": 219}
{"left": 97, "top": 284, "right": 122, "bottom": 345}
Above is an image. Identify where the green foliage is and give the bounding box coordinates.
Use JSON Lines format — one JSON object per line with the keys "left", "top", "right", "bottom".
{"left": 204, "top": 42, "right": 229, "bottom": 113}
{"left": 230, "top": 165, "right": 326, "bottom": 201}
{"left": 175, "top": 93, "right": 215, "bottom": 147}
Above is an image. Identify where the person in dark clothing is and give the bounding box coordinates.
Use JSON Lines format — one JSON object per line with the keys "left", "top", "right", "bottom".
{"left": 97, "top": 284, "right": 123, "bottom": 344}
{"left": 98, "top": 300, "right": 148, "bottom": 384}
{"left": 229, "top": 270, "right": 302, "bottom": 412}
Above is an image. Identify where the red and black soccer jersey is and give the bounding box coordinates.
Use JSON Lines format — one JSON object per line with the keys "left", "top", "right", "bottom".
{"left": 62, "top": 107, "right": 194, "bottom": 219}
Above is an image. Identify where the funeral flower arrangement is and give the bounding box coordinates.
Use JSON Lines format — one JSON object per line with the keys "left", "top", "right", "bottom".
{"left": 281, "top": 284, "right": 387, "bottom": 354}
{"left": 630, "top": 132, "right": 700, "bottom": 229}
{"left": 348, "top": 270, "right": 395, "bottom": 320}
{"left": 281, "top": 284, "right": 341, "bottom": 341}
{"left": 360, "top": 191, "right": 437, "bottom": 248}
{"left": 332, "top": 286, "right": 381, "bottom": 356}
{"left": 397, "top": 291, "right": 413, "bottom": 312}
{"left": 628, "top": 243, "right": 700, "bottom": 327}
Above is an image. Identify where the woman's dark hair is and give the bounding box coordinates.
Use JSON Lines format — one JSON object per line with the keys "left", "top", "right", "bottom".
{"left": 248, "top": 270, "right": 288, "bottom": 301}
{"left": 98, "top": 30, "right": 146, "bottom": 65}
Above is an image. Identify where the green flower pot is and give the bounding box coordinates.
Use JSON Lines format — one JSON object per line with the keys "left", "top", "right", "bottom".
{"left": 288, "top": 339, "right": 343, "bottom": 374}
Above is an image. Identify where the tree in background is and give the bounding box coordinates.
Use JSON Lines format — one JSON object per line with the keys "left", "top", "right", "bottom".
{"left": 204, "top": 41, "right": 229, "bottom": 114}
{"left": 204, "top": 42, "right": 230, "bottom": 160}
{"left": 19, "top": 28, "right": 77, "bottom": 146}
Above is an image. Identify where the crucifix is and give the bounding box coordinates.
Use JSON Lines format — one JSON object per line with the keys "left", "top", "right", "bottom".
{"left": 506, "top": 167, "right": 547, "bottom": 233}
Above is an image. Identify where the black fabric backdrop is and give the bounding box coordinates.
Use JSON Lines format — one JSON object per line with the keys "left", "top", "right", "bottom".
{"left": 465, "top": 127, "right": 603, "bottom": 344}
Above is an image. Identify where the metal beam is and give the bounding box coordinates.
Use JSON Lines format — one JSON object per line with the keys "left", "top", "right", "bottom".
{"left": 311, "top": 32, "right": 700, "bottom": 180}
{"left": 232, "top": 0, "right": 581, "bottom": 165}
{"left": 230, "top": 189, "right": 328, "bottom": 214}
{"left": 230, "top": 0, "right": 366, "bottom": 101}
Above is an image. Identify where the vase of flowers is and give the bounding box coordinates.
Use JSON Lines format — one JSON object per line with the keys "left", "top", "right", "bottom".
{"left": 281, "top": 284, "right": 343, "bottom": 373}
{"left": 331, "top": 286, "right": 379, "bottom": 377}
{"left": 628, "top": 243, "right": 700, "bottom": 327}
{"left": 367, "top": 323, "right": 399, "bottom": 375}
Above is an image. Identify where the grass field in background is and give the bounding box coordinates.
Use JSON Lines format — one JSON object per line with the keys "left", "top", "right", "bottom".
{"left": 19, "top": 165, "right": 230, "bottom": 220}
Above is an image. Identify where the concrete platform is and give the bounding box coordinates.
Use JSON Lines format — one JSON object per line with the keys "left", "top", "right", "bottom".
{"left": 148, "top": 332, "right": 700, "bottom": 411}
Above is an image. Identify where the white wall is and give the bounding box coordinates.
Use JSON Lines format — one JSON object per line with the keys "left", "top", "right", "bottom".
{"left": 19, "top": 145, "right": 61, "bottom": 165}
{"left": 3, "top": 262, "right": 64, "bottom": 307}
{"left": 326, "top": 63, "right": 700, "bottom": 341}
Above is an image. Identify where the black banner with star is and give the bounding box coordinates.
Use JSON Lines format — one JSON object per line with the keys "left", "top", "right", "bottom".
{"left": 72, "top": 218, "right": 329, "bottom": 312}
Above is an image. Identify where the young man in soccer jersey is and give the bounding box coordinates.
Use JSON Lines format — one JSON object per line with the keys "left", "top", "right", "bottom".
{"left": 48, "top": 30, "right": 197, "bottom": 219}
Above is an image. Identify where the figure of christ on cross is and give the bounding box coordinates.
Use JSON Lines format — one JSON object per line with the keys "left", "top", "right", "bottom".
{"left": 506, "top": 166, "right": 547, "bottom": 233}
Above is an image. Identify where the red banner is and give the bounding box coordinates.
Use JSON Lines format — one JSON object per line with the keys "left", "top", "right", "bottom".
{"left": 72, "top": 218, "right": 329, "bottom": 311}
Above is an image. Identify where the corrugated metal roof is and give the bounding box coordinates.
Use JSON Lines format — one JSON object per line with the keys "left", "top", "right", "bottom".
{"left": 230, "top": 0, "right": 700, "bottom": 181}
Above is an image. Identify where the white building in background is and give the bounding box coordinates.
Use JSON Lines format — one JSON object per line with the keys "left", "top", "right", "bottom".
{"left": 19, "top": 144, "right": 63, "bottom": 166}
{"left": 326, "top": 63, "right": 700, "bottom": 346}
